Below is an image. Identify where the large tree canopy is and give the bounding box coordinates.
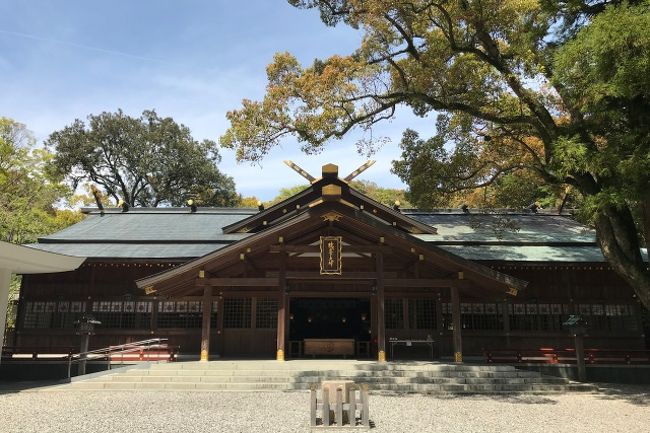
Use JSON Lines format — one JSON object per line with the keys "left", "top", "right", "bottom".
{"left": 221, "top": 0, "right": 650, "bottom": 308}
{"left": 48, "top": 110, "right": 238, "bottom": 207}
{"left": 1, "top": 117, "right": 83, "bottom": 329}
{"left": 0, "top": 117, "right": 81, "bottom": 244}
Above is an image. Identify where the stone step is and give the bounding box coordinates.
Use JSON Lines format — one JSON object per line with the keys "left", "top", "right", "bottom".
{"left": 66, "top": 381, "right": 292, "bottom": 391}
{"left": 125, "top": 368, "right": 543, "bottom": 379}
{"left": 107, "top": 374, "right": 568, "bottom": 386}
{"left": 65, "top": 380, "right": 588, "bottom": 393}
{"left": 149, "top": 362, "right": 519, "bottom": 372}
{"left": 56, "top": 361, "right": 594, "bottom": 394}
{"left": 109, "top": 375, "right": 294, "bottom": 383}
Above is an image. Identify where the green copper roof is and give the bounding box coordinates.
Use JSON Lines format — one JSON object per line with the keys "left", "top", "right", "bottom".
{"left": 26, "top": 207, "right": 645, "bottom": 263}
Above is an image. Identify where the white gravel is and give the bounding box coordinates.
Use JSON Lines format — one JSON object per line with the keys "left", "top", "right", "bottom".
{"left": 0, "top": 385, "right": 648, "bottom": 433}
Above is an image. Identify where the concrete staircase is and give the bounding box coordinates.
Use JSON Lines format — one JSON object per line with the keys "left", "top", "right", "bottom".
{"left": 55, "top": 360, "right": 596, "bottom": 394}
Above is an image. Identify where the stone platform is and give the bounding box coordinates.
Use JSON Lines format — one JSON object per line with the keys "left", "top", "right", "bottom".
{"left": 37, "top": 360, "right": 596, "bottom": 394}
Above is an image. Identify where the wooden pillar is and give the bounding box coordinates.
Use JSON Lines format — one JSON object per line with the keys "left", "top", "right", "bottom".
{"left": 450, "top": 285, "right": 463, "bottom": 363}
{"left": 251, "top": 297, "right": 258, "bottom": 329}
{"left": 435, "top": 294, "right": 443, "bottom": 334}
{"left": 0, "top": 269, "right": 12, "bottom": 365}
{"left": 376, "top": 253, "right": 386, "bottom": 362}
{"left": 150, "top": 297, "right": 158, "bottom": 334}
{"left": 215, "top": 295, "right": 224, "bottom": 357}
{"left": 276, "top": 251, "right": 287, "bottom": 361}
{"left": 200, "top": 285, "right": 212, "bottom": 361}
{"left": 574, "top": 331, "right": 586, "bottom": 382}
{"left": 403, "top": 298, "right": 410, "bottom": 330}
{"left": 502, "top": 299, "right": 511, "bottom": 349}
{"left": 277, "top": 292, "right": 287, "bottom": 361}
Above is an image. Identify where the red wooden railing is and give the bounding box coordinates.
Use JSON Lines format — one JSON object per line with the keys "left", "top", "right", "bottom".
{"left": 484, "top": 348, "right": 650, "bottom": 365}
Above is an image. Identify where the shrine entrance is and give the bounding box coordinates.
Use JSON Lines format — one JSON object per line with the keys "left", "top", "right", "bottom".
{"left": 288, "top": 297, "right": 372, "bottom": 358}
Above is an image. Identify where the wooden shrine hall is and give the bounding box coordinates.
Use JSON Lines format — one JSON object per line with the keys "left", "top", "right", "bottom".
{"left": 136, "top": 163, "right": 526, "bottom": 362}
{"left": 15, "top": 162, "right": 647, "bottom": 362}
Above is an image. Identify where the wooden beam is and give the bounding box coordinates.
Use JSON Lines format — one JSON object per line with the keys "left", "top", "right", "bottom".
{"left": 376, "top": 252, "right": 386, "bottom": 362}
{"left": 200, "top": 286, "right": 212, "bottom": 361}
{"left": 269, "top": 244, "right": 392, "bottom": 254}
{"left": 384, "top": 279, "right": 471, "bottom": 288}
{"left": 205, "top": 277, "right": 279, "bottom": 287}
{"left": 266, "top": 271, "right": 397, "bottom": 280}
{"left": 215, "top": 295, "right": 224, "bottom": 357}
{"left": 276, "top": 252, "right": 287, "bottom": 361}
{"left": 450, "top": 285, "right": 462, "bottom": 363}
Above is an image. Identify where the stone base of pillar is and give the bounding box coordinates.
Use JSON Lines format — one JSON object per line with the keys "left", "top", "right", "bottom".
{"left": 276, "top": 349, "right": 285, "bottom": 361}
{"left": 378, "top": 350, "right": 386, "bottom": 362}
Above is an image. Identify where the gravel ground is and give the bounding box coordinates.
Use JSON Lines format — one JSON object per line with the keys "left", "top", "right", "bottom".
{"left": 0, "top": 385, "right": 648, "bottom": 433}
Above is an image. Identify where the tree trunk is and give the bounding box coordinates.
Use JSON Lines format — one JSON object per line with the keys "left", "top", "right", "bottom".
{"left": 595, "top": 205, "right": 650, "bottom": 308}
{"left": 641, "top": 196, "right": 650, "bottom": 264}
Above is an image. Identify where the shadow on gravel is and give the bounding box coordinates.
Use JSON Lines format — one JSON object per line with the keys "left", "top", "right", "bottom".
{"left": 591, "top": 384, "right": 650, "bottom": 406}
{"left": 0, "top": 379, "right": 69, "bottom": 394}
{"left": 426, "top": 393, "right": 558, "bottom": 405}
{"left": 368, "top": 391, "right": 558, "bottom": 405}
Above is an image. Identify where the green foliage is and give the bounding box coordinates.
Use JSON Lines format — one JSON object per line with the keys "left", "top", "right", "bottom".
{"left": 269, "top": 185, "right": 310, "bottom": 205}
{"left": 553, "top": 2, "right": 650, "bottom": 203}
{"left": 47, "top": 110, "right": 238, "bottom": 207}
{"left": 350, "top": 180, "right": 412, "bottom": 208}
{"left": 0, "top": 117, "right": 81, "bottom": 244}
{"left": 222, "top": 1, "right": 650, "bottom": 306}
{"left": 268, "top": 180, "right": 410, "bottom": 208}
{"left": 1, "top": 117, "right": 84, "bottom": 329}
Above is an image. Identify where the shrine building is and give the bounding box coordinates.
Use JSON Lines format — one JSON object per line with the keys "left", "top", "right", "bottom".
{"left": 14, "top": 163, "right": 647, "bottom": 362}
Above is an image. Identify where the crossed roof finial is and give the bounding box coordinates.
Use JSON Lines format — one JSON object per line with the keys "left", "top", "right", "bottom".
{"left": 283, "top": 160, "right": 376, "bottom": 183}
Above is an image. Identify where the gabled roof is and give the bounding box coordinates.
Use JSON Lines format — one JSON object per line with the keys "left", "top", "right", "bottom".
{"left": 136, "top": 201, "right": 527, "bottom": 297}
{"left": 27, "top": 163, "right": 646, "bottom": 264}
{"left": 222, "top": 164, "right": 437, "bottom": 235}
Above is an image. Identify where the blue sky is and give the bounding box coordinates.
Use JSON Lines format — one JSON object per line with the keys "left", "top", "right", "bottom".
{"left": 0, "top": 1, "right": 434, "bottom": 200}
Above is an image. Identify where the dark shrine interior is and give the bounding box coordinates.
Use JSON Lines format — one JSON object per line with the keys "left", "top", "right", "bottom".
{"left": 289, "top": 298, "right": 371, "bottom": 341}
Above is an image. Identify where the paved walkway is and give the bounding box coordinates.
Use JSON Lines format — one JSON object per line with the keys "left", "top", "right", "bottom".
{"left": 0, "top": 383, "right": 648, "bottom": 432}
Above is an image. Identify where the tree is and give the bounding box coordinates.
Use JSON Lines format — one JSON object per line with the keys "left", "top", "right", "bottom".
{"left": 47, "top": 110, "right": 239, "bottom": 207}
{"left": 0, "top": 117, "right": 80, "bottom": 244}
{"left": 392, "top": 127, "right": 567, "bottom": 209}
{"left": 1, "top": 117, "right": 83, "bottom": 332}
{"left": 268, "top": 180, "right": 411, "bottom": 207}
{"left": 238, "top": 195, "right": 263, "bottom": 208}
{"left": 221, "top": 1, "right": 650, "bottom": 307}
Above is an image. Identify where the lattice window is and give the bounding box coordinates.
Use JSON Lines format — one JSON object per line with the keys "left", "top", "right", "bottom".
{"left": 578, "top": 303, "right": 637, "bottom": 332}
{"left": 223, "top": 298, "right": 252, "bottom": 329}
{"left": 509, "top": 302, "right": 570, "bottom": 332}
{"left": 22, "top": 301, "right": 86, "bottom": 329}
{"left": 441, "top": 302, "right": 503, "bottom": 331}
{"left": 255, "top": 298, "right": 278, "bottom": 329}
{"left": 385, "top": 299, "right": 403, "bottom": 329}
{"left": 458, "top": 303, "right": 503, "bottom": 330}
{"left": 157, "top": 300, "right": 201, "bottom": 328}
{"left": 408, "top": 299, "right": 435, "bottom": 330}
{"left": 89, "top": 300, "right": 153, "bottom": 329}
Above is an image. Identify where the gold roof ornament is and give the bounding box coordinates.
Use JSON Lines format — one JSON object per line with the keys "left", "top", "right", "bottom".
{"left": 321, "top": 163, "right": 338, "bottom": 179}
{"left": 322, "top": 184, "right": 342, "bottom": 199}
{"left": 283, "top": 160, "right": 316, "bottom": 183}
{"left": 321, "top": 211, "right": 343, "bottom": 222}
{"left": 344, "top": 160, "right": 376, "bottom": 182}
